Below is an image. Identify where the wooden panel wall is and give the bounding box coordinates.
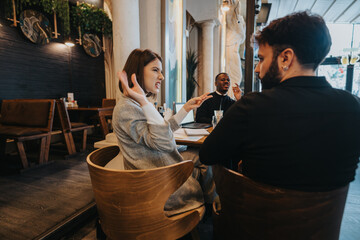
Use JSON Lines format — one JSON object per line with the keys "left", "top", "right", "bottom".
{"left": 0, "top": 18, "right": 106, "bottom": 107}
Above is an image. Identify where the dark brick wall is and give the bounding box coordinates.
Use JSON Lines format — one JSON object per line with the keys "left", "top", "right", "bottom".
{"left": 0, "top": 18, "right": 106, "bottom": 108}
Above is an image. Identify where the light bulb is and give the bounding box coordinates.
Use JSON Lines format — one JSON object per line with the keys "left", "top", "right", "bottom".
{"left": 65, "top": 41, "right": 75, "bottom": 47}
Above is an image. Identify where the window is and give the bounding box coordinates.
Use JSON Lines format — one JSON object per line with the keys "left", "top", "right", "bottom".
{"left": 326, "top": 24, "right": 354, "bottom": 57}
{"left": 319, "top": 23, "right": 360, "bottom": 96}
{"left": 318, "top": 64, "right": 347, "bottom": 90}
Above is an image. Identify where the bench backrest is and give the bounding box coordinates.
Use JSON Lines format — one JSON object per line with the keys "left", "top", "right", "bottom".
{"left": 0, "top": 99, "right": 56, "bottom": 132}
{"left": 55, "top": 99, "right": 72, "bottom": 132}
{"left": 102, "top": 98, "right": 116, "bottom": 108}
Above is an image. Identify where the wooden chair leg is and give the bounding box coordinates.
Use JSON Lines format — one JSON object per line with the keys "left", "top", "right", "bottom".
{"left": 16, "top": 141, "right": 29, "bottom": 169}
{"left": 39, "top": 136, "right": 46, "bottom": 164}
{"left": 81, "top": 129, "right": 88, "bottom": 152}
{"left": 64, "top": 132, "right": 76, "bottom": 155}
{"left": 43, "top": 134, "right": 51, "bottom": 163}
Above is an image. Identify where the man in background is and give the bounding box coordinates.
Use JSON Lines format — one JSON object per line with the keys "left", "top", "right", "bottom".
{"left": 196, "top": 73, "right": 241, "bottom": 123}
{"left": 200, "top": 11, "right": 360, "bottom": 192}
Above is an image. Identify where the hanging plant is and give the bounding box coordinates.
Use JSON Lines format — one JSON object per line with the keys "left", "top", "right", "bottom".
{"left": 71, "top": 3, "right": 112, "bottom": 37}
{"left": 41, "top": 0, "right": 70, "bottom": 36}
{"left": 3, "top": 0, "right": 13, "bottom": 19}
{"left": 4, "top": 0, "right": 70, "bottom": 36}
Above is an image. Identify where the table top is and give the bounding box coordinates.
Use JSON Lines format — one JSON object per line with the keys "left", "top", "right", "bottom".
{"left": 67, "top": 106, "right": 114, "bottom": 111}
{"left": 67, "top": 106, "right": 114, "bottom": 137}
{"left": 175, "top": 127, "right": 212, "bottom": 147}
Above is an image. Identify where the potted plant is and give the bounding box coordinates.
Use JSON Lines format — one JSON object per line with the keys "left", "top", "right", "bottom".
{"left": 186, "top": 49, "right": 199, "bottom": 100}
{"left": 71, "top": 2, "right": 112, "bottom": 37}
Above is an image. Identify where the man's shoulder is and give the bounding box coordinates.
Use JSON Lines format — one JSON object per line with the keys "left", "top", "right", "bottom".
{"left": 238, "top": 91, "right": 269, "bottom": 103}
{"left": 203, "top": 92, "right": 218, "bottom": 103}
{"left": 210, "top": 91, "right": 217, "bottom": 97}
{"left": 332, "top": 88, "right": 360, "bottom": 108}
{"left": 224, "top": 94, "right": 236, "bottom": 102}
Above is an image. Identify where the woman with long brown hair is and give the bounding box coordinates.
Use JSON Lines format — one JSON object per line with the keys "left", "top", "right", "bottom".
{"left": 112, "top": 48, "right": 215, "bottom": 216}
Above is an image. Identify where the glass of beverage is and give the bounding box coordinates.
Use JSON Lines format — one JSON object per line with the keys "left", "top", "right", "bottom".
{"left": 212, "top": 110, "right": 223, "bottom": 128}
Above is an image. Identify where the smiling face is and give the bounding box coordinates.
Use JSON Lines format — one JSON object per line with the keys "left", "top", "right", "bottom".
{"left": 255, "top": 43, "right": 282, "bottom": 90}
{"left": 215, "top": 73, "right": 230, "bottom": 94}
{"left": 143, "top": 58, "right": 164, "bottom": 94}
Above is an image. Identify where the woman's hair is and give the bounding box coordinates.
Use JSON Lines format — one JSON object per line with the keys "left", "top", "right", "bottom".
{"left": 255, "top": 11, "right": 331, "bottom": 70}
{"left": 119, "top": 49, "right": 162, "bottom": 97}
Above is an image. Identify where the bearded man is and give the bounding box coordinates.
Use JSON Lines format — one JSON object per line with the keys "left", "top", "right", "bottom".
{"left": 199, "top": 11, "right": 360, "bottom": 192}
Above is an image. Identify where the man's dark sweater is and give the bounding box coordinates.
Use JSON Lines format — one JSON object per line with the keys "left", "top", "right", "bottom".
{"left": 200, "top": 76, "right": 360, "bottom": 192}
{"left": 196, "top": 92, "right": 235, "bottom": 123}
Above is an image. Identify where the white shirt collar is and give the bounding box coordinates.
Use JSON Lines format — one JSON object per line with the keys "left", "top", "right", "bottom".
{"left": 215, "top": 91, "right": 227, "bottom": 96}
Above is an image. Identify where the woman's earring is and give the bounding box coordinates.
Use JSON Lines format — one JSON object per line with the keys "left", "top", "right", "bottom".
{"left": 283, "top": 66, "right": 289, "bottom": 71}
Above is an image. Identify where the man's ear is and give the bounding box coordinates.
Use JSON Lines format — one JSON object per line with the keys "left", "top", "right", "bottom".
{"left": 279, "top": 48, "right": 294, "bottom": 66}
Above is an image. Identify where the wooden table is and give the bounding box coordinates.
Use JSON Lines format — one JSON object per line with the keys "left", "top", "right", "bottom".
{"left": 175, "top": 127, "right": 212, "bottom": 147}
{"left": 67, "top": 107, "right": 114, "bottom": 138}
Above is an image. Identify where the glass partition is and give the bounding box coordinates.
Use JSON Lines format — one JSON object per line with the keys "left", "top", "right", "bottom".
{"left": 318, "top": 64, "right": 347, "bottom": 90}
{"left": 352, "top": 64, "right": 360, "bottom": 97}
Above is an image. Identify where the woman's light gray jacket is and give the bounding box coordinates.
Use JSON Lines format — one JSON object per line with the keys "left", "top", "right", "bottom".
{"left": 112, "top": 93, "right": 203, "bottom": 216}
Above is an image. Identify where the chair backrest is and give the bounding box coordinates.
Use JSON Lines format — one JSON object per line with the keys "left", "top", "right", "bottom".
{"left": 0, "top": 99, "right": 55, "bottom": 132}
{"left": 55, "top": 99, "right": 72, "bottom": 132}
{"left": 87, "top": 146, "right": 202, "bottom": 240}
{"left": 102, "top": 98, "right": 116, "bottom": 108}
{"left": 212, "top": 165, "right": 349, "bottom": 240}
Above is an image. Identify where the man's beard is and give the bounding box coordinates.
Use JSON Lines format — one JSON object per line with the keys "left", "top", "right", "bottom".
{"left": 260, "top": 59, "right": 282, "bottom": 90}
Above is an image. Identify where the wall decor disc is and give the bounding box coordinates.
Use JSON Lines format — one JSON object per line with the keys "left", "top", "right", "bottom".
{"left": 82, "top": 33, "right": 102, "bottom": 57}
{"left": 19, "top": 10, "right": 52, "bottom": 44}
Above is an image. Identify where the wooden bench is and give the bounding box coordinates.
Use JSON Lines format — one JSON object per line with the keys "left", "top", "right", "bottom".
{"left": 0, "top": 99, "right": 55, "bottom": 169}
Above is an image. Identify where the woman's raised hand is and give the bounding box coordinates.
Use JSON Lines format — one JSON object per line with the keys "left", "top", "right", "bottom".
{"left": 118, "top": 71, "right": 148, "bottom": 106}
{"left": 183, "top": 93, "right": 213, "bottom": 112}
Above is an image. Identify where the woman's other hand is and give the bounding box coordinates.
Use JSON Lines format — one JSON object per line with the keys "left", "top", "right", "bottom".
{"left": 183, "top": 93, "right": 213, "bottom": 112}
{"left": 118, "top": 71, "right": 148, "bottom": 106}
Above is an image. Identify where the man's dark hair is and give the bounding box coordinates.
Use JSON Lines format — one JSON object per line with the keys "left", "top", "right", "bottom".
{"left": 215, "top": 72, "right": 230, "bottom": 82}
{"left": 255, "top": 11, "right": 331, "bottom": 70}
{"left": 119, "top": 49, "right": 162, "bottom": 97}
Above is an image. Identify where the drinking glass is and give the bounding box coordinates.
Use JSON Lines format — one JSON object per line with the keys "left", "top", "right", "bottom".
{"left": 213, "top": 110, "right": 223, "bottom": 128}
{"left": 212, "top": 115, "right": 217, "bottom": 128}
{"left": 214, "top": 110, "right": 223, "bottom": 121}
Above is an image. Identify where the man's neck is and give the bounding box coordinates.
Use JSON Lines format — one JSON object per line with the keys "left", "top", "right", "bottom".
{"left": 280, "top": 63, "right": 316, "bottom": 83}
